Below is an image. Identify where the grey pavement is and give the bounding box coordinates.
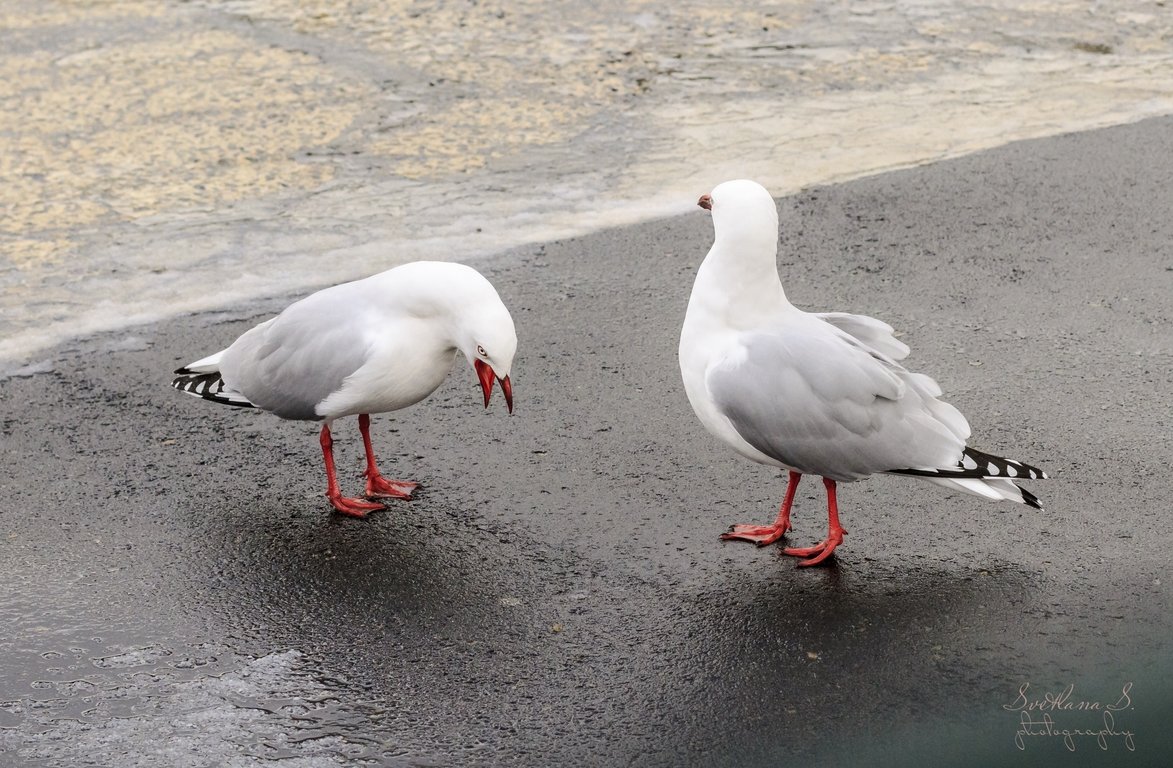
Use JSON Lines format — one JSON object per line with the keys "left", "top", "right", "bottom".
{"left": 2, "top": 117, "right": 1171, "bottom": 767}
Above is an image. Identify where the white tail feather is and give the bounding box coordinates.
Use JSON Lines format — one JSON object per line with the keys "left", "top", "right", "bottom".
{"left": 923, "top": 475, "right": 1043, "bottom": 510}
{"left": 183, "top": 351, "right": 223, "bottom": 374}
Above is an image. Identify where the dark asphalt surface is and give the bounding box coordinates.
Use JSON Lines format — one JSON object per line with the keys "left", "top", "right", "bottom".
{"left": 2, "top": 118, "right": 1172, "bottom": 767}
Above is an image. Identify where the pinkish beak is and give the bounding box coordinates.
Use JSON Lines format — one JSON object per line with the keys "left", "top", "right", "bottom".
{"left": 474, "top": 358, "right": 513, "bottom": 414}
{"left": 698, "top": 194, "right": 712, "bottom": 210}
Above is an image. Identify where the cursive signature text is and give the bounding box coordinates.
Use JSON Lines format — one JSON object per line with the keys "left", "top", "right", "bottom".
{"left": 1004, "top": 682, "right": 1136, "bottom": 752}
{"left": 1014, "top": 711, "right": 1136, "bottom": 752}
{"left": 1003, "top": 682, "right": 1132, "bottom": 713}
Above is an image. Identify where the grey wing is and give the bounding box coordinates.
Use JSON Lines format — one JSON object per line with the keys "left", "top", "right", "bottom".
{"left": 219, "top": 289, "right": 374, "bottom": 420}
{"left": 706, "top": 325, "right": 970, "bottom": 481}
{"left": 815, "top": 311, "right": 910, "bottom": 360}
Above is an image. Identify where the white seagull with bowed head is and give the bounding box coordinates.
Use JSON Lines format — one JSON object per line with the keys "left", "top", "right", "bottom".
{"left": 173, "top": 261, "right": 517, "bottom": 517}
{"left": 679, "top": 180, "right": 1046, "bottom": 566}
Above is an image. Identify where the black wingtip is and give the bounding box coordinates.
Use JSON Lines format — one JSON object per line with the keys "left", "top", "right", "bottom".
{"left": 171, "top": 370, "right": 255, "bottom": 409}
{"left": 891, "top": 447, "right": 1048, "bottom": 482}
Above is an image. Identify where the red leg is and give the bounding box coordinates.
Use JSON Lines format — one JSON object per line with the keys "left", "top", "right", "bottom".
{"left": 720, "top": 471, "right": 801, "bottom": 546}
{"left": 358, "top": 413, "right": 418, "bottom": 500}
{"left": 320, "top": 423, "right": 384, "bottom": 518}
{"left": 782, "top": 477, "right": 846, "bottom": 566}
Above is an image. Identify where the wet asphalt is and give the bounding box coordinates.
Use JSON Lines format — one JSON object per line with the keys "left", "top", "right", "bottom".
{"left": 2, "top": 117, "right": 1172, "bottom": 767}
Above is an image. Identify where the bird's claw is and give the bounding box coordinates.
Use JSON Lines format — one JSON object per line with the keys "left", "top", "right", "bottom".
{"left": 328, "top": 494, "right": 386, "bottom": 518}
{"left": 363, "top": 473, "right": 418, "bottom": 500}
{"left": 782, "top": 528, "right": 846, "bottom": 567}
{"left": 720, "top": 522, "right": 791, "bottom": 547}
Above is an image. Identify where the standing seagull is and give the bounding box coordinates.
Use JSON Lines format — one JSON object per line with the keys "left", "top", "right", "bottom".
{"left": 173, "top": 261, "right": 517, "bottom": 517}
{"left": 679, "top": 180, "right": 1046, "bottom": 566}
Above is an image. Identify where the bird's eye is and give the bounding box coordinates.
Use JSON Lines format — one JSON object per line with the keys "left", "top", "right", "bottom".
{"left": 477, "top": 345, "right": 487, "bottom": 357}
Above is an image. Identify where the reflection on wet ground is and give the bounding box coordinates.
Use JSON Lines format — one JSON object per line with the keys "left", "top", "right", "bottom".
{"left": 3, "top": 641, "right": 421, "bottom": 766}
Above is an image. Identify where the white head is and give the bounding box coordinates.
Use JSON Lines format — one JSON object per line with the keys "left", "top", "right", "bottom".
{"left": 697, "top": 179, "right": 779, "bottom": 256}
{"left": 458, "top": 291, "right": 517, "bottom": 414}
{"left": 386, "top": 261, "right": 517, "bottom": 413}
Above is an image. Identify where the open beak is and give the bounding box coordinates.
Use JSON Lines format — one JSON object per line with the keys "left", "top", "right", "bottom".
{"left": 697, "top": 193, "right": 712, "bottom": 210}
{"left": 474, "top": 359, "right": 513, "bottom": 414}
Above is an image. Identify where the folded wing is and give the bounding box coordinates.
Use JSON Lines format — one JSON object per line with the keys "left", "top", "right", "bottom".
{"left": 706, "top": 318, "right": 970, "bottom": 481}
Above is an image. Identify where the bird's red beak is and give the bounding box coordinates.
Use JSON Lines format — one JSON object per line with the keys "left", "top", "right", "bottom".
{"left": 474, "top": 358, "right": 513, "bottom": 414}
{"left": 698, "top": 194, "right": 712, "bottom": 210}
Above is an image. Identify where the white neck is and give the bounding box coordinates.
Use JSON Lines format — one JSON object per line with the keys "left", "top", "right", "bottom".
{"left": 690, "top": 234, "right": 790, "bottom": 331}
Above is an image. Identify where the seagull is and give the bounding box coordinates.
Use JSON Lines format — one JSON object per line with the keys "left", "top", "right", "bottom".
{"left": 173, "top": 261, "right": 517, "bottom": 517}
{"left": 679, "top": 179, "right": 1046, "bottom": 566}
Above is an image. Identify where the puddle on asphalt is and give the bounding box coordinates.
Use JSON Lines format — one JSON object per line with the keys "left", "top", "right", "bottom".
{"left": 1, "top": 637, "right": 436, "bottom": 766}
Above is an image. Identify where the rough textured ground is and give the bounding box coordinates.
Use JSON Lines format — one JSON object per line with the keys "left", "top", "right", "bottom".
{"left": 2, "top": 117, "right": 1171, "bottom": 766}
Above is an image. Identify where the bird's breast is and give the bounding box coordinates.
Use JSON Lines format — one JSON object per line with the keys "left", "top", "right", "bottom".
{"left": 680, "top": 295, "right": 794, "bottom": 471}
